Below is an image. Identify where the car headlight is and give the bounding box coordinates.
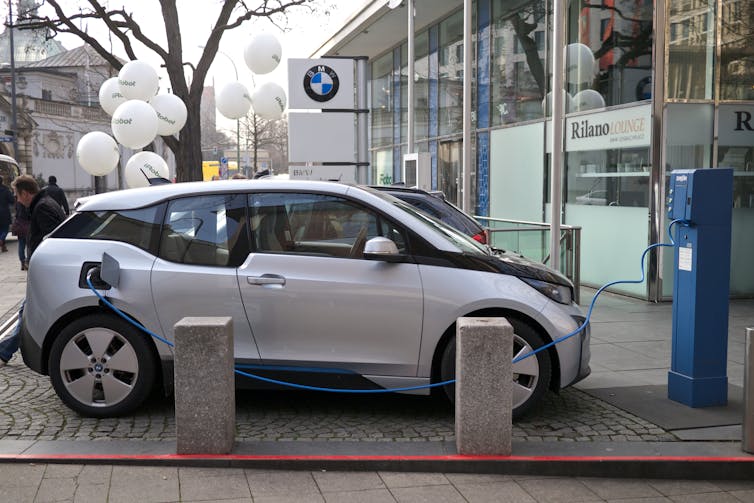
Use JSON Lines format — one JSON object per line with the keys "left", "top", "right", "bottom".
{"left": 521, "top": 277, "right": 573, "bottom": 305}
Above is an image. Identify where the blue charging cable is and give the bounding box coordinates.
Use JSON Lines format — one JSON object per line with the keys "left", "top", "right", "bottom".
{"left": 86, "top": 218, "right": 686, "bottom": 393}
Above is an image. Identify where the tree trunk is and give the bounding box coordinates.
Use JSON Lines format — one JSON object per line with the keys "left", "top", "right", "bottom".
{"left": 176, "top": 98, "right": 204, "bottom": 182}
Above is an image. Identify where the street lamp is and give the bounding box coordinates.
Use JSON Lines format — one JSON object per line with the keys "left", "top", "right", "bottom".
{"left": 201, "top": 46, "right": 241, "bottom": 177}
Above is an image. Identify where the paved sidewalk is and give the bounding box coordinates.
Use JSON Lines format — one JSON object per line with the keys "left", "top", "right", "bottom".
{"left": 2, "top": 462, "right": 754, "bottom": 503}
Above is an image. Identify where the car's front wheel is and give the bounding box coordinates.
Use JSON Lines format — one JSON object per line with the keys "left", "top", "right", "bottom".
{"left": 440, "top": 316, "right": 552, "bottom": 420}
{"left": 48, "top": 313, "right": 157, "bottom": 417}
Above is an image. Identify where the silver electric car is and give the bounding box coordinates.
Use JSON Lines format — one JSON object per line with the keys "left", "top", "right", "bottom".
{"left": 20, "top": 180, "right": 590, "bottom": 418}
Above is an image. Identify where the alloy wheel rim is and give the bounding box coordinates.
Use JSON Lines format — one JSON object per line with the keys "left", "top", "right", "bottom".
{"left": 58, "top": 327, "right": 139, "bottom": 407}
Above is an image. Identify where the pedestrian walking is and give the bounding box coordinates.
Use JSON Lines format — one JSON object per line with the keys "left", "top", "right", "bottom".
{"left": 43, "top": 175, "right": 69, "bottom": 215}
{"left": 0, "top": 175, "right": 66, "bottom": 364}
{"left": 11, "top": 200, "right": 30, "bottom": 270}
{"left": 0, "top": 175, "right": 14, "bottom": 252}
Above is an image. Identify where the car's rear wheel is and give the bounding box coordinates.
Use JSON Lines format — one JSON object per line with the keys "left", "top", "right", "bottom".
{"left": 439, "top": 316, "right": 552, "bottom": 419}
{"left": 48, "top": 313, "right": 156, "bottom": 417}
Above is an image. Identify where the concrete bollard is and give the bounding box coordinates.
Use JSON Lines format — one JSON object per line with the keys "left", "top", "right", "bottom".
{"left": 174, "top": 317, "right": 235, "bottom": 454}
{"left": 744, "top": 328, "right": 754, "bottom": 454}
{"left": 455, "top": 317, "right": 513, "bottom": 455}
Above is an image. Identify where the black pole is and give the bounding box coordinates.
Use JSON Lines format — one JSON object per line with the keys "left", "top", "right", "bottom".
{"left": 7, "top": 0, "right": 19, "bottom": 162}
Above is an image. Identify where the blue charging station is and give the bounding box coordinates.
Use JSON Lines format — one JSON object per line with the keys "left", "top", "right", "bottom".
{"left": 667, "top": 168, "right": 734, "bottom": 407}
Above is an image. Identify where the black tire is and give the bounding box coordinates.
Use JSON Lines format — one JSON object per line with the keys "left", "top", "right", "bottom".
{"left": 439, "top": 316, "right": 552, "bottom": 420}
{"left": 48, "top": 313, "right": 157, "bottom": 417}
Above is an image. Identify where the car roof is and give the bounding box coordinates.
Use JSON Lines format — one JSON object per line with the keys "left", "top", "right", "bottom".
{"left": 75, "top": 180, "right": 353, "bottom": 212}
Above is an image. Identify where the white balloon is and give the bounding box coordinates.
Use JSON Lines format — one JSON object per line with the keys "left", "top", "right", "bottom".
{"left": 216, "top": 81, "right": 252, "bottom": 119}
{"left": 542, "top": 89, "right": 575, "bottom": 116}
{"left": 118, "top": 60, "right": 160, "bottom": 101}
{"left": 244, "top": 32, "right": 282, "bottom": 75}
{"left": 111, "top": 100, "right": 159, "bottom": 149}
{"left": 150, "top": 94, "right": 188, "bottom": 136}
{"left": 565, "top": 43, "right": 596, "bottom": 85}
{"left": 76, "top": 131, "right": 120, "bottom": 176}
{"left": 125, "top": 151, "right": 169, "bottom": 188}
{"left": 573, "top": 89, "right": 606, "bottom": 112}
{"left": 251, "top": 82, "right": 287, "bottom": 120}
{"left": 98, "top": 77, "right": 127, "bottom": 116}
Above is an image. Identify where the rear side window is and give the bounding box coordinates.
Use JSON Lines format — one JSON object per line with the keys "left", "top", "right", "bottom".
{"left": 53, "top": 204, "right": 165, "bottom": 255}
{"left": 159, "top": 194, "right": 248, "bottom": 267}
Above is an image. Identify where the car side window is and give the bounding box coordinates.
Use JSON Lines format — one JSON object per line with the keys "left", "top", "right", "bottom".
{"left": 250, "top": 192, "right": 405, "bottom": 259}
{"left": 159, "top": 194, "right": 248, "bottom": 267}
{"left": 52, "top": 204, "right": 165, "bottom": 255}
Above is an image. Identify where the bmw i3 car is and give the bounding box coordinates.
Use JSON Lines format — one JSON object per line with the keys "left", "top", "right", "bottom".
{"left": 20, "top": 180, "right": 590, "bottom": 418}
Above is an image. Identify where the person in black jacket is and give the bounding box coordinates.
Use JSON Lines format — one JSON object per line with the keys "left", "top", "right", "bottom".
{"left": 0, "top": 176, "right": 13, "bottom": 252}
{"left": 1, "top": 175, "right": 66, "bottom": 364}
{"left": 15, "top": 175, "right": 67, "bottom": 256}
{"left": 43, "top": 175, "right": 69, "bottom": 216}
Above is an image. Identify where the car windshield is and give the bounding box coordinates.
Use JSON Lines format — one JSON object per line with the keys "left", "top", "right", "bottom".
{"left": 367, "top": 188, "right": 489, "bottom": 255}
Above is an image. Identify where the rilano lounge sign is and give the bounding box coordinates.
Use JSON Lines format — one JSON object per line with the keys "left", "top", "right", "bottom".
{"left": 565, "top": 104, "right": 651, "bottom": 152}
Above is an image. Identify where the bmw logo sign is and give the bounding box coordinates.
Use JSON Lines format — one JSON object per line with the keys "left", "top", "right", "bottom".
{"left": 304, "top": 65, "right": 340, "bottom": 102}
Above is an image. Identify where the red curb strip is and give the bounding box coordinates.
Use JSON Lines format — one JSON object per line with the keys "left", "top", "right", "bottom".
{"left": 1, "top": 454, "right": 753, "bottom": 462}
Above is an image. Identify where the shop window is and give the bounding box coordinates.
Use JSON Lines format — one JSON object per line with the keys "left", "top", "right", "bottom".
{"left": 567, "top": 0, "right": 654, "bottom": 107}
{"left": 720, "top": 0, "right": 754, "bottom": 100}
{"left": 439, "top": 10, "right": 464, "bottom": 136}
{"left": 370, "top": 52, "right": 394, "bottom": 148}
{"left": 668, "top": 0, "right": 714, "bottom": 100}
{"left": 490, "top": 0, "right": 546, "bottom": 126}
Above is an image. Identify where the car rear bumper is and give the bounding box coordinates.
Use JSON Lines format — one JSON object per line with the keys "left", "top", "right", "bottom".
{"left": 20, "top": 319, "right": 45, "bottom": 374}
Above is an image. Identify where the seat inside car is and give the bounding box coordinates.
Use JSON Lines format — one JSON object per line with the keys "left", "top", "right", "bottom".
{"left": 253, "top": 205, "right": 293, "bottom": 252}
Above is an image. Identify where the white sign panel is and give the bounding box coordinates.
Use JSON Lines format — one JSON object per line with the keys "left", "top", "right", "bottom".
{"left": 288, "top": 112, "right": 355, "bottom": 163}
{"left": 289, "top": 165, "right": 357, "bottom": 183}
{"left": 564, "top": 104, "right": 651, "bottom": 152}
{"left": 678, "top": 246, "right": 693, "bottom": 272}
{"left": 718, "top": 104, "right": 754, "bottom": 147}
{"left": 288, "top": 58, "right": 355, "bottom": 110}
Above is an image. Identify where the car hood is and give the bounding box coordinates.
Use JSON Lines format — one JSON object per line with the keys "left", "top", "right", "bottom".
{"left": 485, "top": 248, "right": 573, "bottom": 287}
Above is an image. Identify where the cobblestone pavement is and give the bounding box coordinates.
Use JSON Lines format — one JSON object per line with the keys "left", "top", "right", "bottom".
{"left": 0, "top": 355, "right": 676, "bottom": 443}
{"left": 0, "top": 236, "right": 681, "bottom": 445}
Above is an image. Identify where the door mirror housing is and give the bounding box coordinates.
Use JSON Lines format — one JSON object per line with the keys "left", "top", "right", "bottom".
{"left": 363, "top": 237, "right": 403, "bottom": 262}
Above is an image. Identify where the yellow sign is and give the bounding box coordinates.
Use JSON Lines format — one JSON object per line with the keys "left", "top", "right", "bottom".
{"left": 202, "top": 160, "right": 239, "bottom": 181}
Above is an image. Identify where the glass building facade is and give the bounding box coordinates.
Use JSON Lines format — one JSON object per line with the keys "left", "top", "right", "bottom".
{"left": 363, "top": 0, "right": 754, "bottom": 300}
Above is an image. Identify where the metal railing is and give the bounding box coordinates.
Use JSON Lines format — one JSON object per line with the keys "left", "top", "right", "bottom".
{"left": 475, "top": 216, "right": 582, "bottom": 304}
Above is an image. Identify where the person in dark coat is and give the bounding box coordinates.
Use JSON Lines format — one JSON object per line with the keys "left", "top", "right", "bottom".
{"left": 43, "top": 175, "right": 69, "bottom": 215}
{"left": 12, "top": 200, "right": 30, "bottom": 270}
{"left": 0, "top": 175, "right": 14, "bottom": 252}
{"left": 1, "top": 175, "right": 66, "bottom": 364}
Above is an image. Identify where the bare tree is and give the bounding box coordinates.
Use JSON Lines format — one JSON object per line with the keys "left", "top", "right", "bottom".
{"left": 239, "top": 112, "right": 287, "bottom": 175}
{"left": 19, "top": 0, "right": 313, "bottom": 181}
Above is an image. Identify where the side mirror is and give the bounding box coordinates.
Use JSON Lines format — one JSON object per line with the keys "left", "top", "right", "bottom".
{"left": 363, "top": 237, "right": 403, "bottom": 262}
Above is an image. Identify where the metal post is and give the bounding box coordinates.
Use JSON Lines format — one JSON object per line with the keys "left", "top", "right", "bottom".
{"left": 205, "top": 47, "right": 240, "bottom": 175}
{"left": 356, "top": 57, "right": 369, "bottom": 184}
{"left": 8, "top": 0, "right": 19, "bottom": 162}
{"left": 461, "top": 0, "right": 472, "bottom": 212}
{"left": 407, "top": 0, "right": 415, "bottom": 155}
{"left": 744, "top": 328, "right": 754, "bottom": 453}
{"left": 549, "top": 0, "right": 566, "bottom": 272}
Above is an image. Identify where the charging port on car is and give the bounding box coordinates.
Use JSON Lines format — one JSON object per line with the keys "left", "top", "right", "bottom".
{"left": 78, "top": 262, "right": 111, "bottom": 290}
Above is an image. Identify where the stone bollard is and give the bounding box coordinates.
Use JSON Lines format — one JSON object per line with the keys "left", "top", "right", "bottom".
{"left": 174, "top": 317, "right": 235, "bottom": 454}
{"left": 455, "top": 317, "right": 513, "bottom": 455}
